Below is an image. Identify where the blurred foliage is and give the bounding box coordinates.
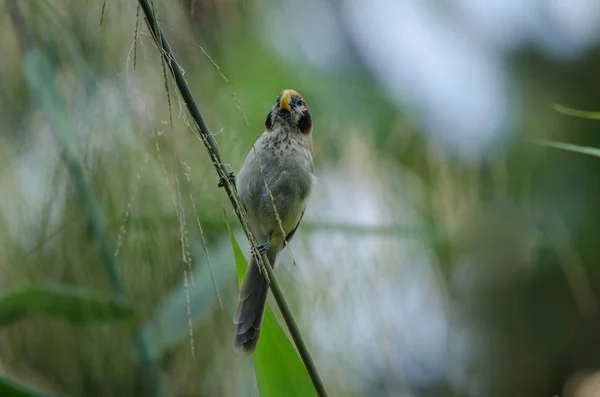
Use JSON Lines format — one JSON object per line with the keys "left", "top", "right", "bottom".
{"left": 0, "top": 285, "right": 134, "bottom": 326}
{"left": 1, "top": 0, "right": 600, "bottom": 396}
{"left": 0, "top": 376, "right": 54, "bottom": 397}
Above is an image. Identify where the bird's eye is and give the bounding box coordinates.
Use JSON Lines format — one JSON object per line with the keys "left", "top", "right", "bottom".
{"left": 295, "top": 98, "right": 304, "bottom": 107}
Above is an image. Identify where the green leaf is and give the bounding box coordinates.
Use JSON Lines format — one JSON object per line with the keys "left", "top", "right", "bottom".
{"left": 0, "top": 285, "right": 135, "bottom": 325}
{"left": 0, "top": 376, "right": 54, "bottom": 397}
{"left": 224, "top": 215, "right": 317, "bottom": 397}
{"left": 529, "top": 139, "right": 600, "bottom": 158}
{"left": 553, "top": 104, "right": 600, "bottom": 120}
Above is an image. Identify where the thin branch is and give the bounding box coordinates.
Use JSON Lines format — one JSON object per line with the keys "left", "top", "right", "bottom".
{"left": 136, "top": 1, "right": 329, "bottom": 395}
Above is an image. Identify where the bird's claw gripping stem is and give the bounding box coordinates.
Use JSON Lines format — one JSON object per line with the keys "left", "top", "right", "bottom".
{"left": 256, "top": 241, "right": 271, "bottom": 255}
{"left": 218, "top": 172, "right": 235, "bottom": 188}
{"left": 254, "top": 233, "right": 272, "bottom": 256}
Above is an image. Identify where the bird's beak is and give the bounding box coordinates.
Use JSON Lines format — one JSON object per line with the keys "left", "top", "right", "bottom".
{"left": 279, "top": 90, "right": 292, "bottom": 112}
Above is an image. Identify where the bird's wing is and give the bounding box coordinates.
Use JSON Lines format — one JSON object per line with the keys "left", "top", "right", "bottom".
{"left": 285, "top": 207, "right": 305, "bottom": 243}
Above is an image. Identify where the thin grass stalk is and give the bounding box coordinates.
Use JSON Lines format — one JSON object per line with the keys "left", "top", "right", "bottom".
{"left": 136, "top": 1, "right": 329, "bottom": 395}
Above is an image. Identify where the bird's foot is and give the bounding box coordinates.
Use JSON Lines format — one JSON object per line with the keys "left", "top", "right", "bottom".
{"left": 218, "top": 172, "right": 235, "bottom": 188}
{"left": 256, "top": 240, "right": 271, "bottom": 255}
{"left": 254, "top": 234, "right": 272, "bottom": 256}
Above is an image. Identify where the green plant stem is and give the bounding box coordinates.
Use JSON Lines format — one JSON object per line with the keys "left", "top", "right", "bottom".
{"left": 136, "top": 1, "right": 329, "bottom": 396}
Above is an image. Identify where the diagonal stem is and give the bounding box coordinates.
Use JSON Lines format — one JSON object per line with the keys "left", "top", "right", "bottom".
{"left": 136, "top": 1, "right": 329, "bottom": 396}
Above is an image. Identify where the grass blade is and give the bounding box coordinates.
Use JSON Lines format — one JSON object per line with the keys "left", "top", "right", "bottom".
{"left": 529, "top": 139, "right": 600, "bottom": 158}
{"left": 0, "top": 285, "right": 134, "bottom": 326}
{"left": 553, "top": 104, "right": 600, "bottom": 120}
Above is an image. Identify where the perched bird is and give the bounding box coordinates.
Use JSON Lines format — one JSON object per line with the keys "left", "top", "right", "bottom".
{"left": 233, "top": 89, "right": 315, "bottom": 354}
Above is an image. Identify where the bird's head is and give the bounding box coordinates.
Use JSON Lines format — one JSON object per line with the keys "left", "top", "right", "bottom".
{"left": 265, "top": 89, "right": 312, "bottom": 135}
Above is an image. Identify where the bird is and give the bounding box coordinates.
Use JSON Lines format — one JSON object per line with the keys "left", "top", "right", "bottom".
{"left": 233, "top": 89, "right": 315, "bottom": 354}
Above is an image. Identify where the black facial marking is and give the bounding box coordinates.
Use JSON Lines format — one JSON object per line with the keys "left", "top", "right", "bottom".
{"left": 265, "top": 111, "right": 273, "bottom": 130}
{"left": 297, "top": 109, "right": 312, "bottom": 134}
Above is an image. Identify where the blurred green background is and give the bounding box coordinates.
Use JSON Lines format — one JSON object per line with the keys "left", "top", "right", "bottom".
{"left": 2, "top": 0, "right": 600, "bottom": 396}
